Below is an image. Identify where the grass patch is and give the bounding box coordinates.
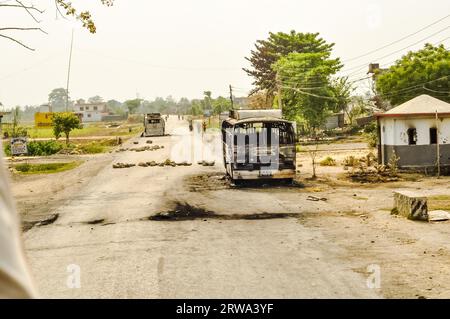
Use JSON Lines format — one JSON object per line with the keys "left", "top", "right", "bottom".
{"left": 320, "top": 156, "right": 336, "bottom": 166}
{"left": 428, "top": 195, "right": 450, "bottom": 211}
{"left": 24, "top": 122, "right": 142, "bottom": 139}
{"left": 13, "top": 161, "right": 82, "bottom": 175}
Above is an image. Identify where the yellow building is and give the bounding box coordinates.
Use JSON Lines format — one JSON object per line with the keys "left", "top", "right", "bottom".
{"left": 34, "top": 112, "right": 55, "bottom": 128}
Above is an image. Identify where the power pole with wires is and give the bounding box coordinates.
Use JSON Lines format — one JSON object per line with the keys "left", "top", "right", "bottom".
{"left": 276, "top": 72, "right": 283, "bottom": 112}
{"left": 229, "top": 85, "right": 234, "bottom": 110}
{"left": 65, "top": 29, "right": 74, "bottom": 112}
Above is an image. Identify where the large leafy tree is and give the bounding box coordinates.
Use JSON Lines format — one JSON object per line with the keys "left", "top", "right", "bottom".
{"left": 376, "top": 44, "right": 450, "bottom": 106}
{"left": 88, "top": 96, "right": 104, "bottom": 104}
{"left": 124, "top": 99, "right": 142, "bottom": 114}
{"left": 273, "top": 52, "right": 342, "bottom": 130}
{"left": 244, "top": 31, "right": 335, "bottom": 101}
{"left": 48, "top": 88, "right": 69, "bottom": 111}
{"left": 0, "top": 0, "right": 113, "bottom": 50}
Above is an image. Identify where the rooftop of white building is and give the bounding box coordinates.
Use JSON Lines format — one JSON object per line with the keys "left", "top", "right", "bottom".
{"left": 377, "top": 95, "right": 450, "bottom": 117}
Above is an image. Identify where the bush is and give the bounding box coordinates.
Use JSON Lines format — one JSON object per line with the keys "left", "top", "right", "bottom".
{"left": 79, "top": 142, "right": 106, "bottom": 154}
{"left": 343, "top": 155, "right": 358, "bottom": 167}
{"left": 3, "top": 140, "right": 63, "bottom": 156}
{"left": 320, "top": 156, "right": 336, "bottom": 166}
{"left": 363, "top": 122, "right": 378, "bottom": 148}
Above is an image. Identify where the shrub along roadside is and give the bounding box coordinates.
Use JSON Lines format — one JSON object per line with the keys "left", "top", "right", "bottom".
{"left": 3, "top": 138, "right": 121, "bottom": 156}
{"left": 4, "top": 140, "right": 63, "bottom": 156}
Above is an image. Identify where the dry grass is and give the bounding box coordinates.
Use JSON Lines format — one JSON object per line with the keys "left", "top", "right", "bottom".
{"left": 428, "top": 195, "right": 450, "bottom": 211}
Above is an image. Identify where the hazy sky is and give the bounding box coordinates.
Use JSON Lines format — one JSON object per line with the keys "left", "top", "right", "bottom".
{"left": 0, "top": 0, "right": 449, "bottom": 107}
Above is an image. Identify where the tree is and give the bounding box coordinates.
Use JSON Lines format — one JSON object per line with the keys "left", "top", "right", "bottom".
{"left": 376, "top": 43, "right": 450, "bottom": 106}
{"left": 244, "top": 31, "right": 335, "bottom": 101}
{"left": 124, "top": 99, "right": 141, "bottom": 114}
{"left": 329, "top": 77, "right": 354, "bottom": 114}
{"left": 0, "top": 1, "right": 114, "bottom": 50}
{"left": 212, "top": 96, "right": 232, "bottom": 115}
{"left": 88, "top": 96, "right": 104, "bottom": 104}
{"left": 48, "top": 88, "right": 69, "bottom": 111}
{"left": 106, "top": 99, "right": 124, "bottom": 115}
{"left": 52, "top": 112, "right": 82, "bottom": 145}
{"left": 247, "top": 91, "right": 273, "bottom": 109}
{"left": 273, "top": 51, "right": 342, "bottom": 131}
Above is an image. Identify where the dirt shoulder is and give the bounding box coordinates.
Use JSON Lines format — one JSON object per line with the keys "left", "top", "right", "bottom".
{"left": 8, "top": 153, "right": 113, "bottom": 231}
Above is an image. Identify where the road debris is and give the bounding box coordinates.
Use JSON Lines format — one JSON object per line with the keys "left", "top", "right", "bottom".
{"left": 197, "top": 160, "right": 215, "bottom": 167}
{"left": 428, "top": 210, "right": 450, "bottom": 222}
{"left": 112, "top": 163, "right": 136, "bottom": 169}
{"left": 307, "top": 196, "right": 328, "bottom": 202}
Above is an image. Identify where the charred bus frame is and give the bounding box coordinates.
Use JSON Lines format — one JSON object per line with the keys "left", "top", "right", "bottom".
{"left": 221, "top": 113, "right": 296, "bottom": 181}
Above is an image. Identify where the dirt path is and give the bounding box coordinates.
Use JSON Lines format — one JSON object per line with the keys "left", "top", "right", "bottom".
{"left": 9, "top": 154, "right": 114, "bottom": 231}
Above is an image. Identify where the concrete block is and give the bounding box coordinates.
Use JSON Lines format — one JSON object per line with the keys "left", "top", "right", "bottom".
{"left": 393, "top": 190, "right": 428, "bottom": 221}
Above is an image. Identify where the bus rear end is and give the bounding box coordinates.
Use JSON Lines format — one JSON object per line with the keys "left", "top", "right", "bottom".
{"left": 222, "top": 119, "right": 296, "bottom": 181}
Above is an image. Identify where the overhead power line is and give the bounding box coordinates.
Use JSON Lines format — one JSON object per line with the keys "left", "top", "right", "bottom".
{"left": 343, "top": 25, "right": 450, "bottom": 77}
{"left": 343, "top": 13, "right": 450, "bottom": 63}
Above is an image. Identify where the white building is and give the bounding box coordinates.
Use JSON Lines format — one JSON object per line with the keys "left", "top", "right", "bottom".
{"left": 376, "top": 95, "right": 450, "bottom": 172}
{"left": 73, "top": 102, "right": 109, "bottom": 122}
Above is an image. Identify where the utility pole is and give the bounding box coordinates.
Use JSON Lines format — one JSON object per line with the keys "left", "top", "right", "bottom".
{"left": 436, "top": 110, "right": 441, "bottom": 178}
{"left": 65, "top": 29, "right": 74, "bottom": 112}
{"left": 276, "top": 72, "right": 283, "bottom": 112}
{"left": 229, "top": 85, "right": 234, "bottom": 110}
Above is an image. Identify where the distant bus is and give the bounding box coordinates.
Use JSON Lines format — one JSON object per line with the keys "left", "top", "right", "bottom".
{"left": 221, "top": 109, "right": 296, "bottom": 182}
{"left": 143, "top": 113, "right": 165, "bottom": 137}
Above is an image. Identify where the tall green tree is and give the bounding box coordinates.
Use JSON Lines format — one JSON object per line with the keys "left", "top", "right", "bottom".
{"left": 48, "top": 88, "right": 69, "bottom": 111}
{"left": 52, "top": 112, "right": 82, "bottom": 145}
{"left": 212, "top": 96, "right": 232, "bottom": 115}
{"left": 88, "top": 96, "right": 104, "bottom": 104}
{"left": 376, "top": 44, "right": 450, "bottom": 106}
{"left": 329, "top": 77, "right": 354, "bottom": 115}
{"left": 273, "top": 52, "right": 342, "bottom": 131}
{"left": 244, "top": 31, "right": 335, "bottom": 101}
{"left": 124, "top": 99, "right": 141, "bottom": 114}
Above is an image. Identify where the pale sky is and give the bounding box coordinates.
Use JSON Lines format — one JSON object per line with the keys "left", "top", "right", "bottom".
{"left": 0, "top": 0, "right": 449, "bottom": 107}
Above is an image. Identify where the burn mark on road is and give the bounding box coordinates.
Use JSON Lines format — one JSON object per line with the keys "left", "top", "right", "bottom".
{"left": 37, "top": 213, "right": 59, "bottom": 226}
{"left": 148, "top": 202, "right": 297, "bottom": 221}
{"left": 85, "top": 218, "right": 106, "bottom": 225}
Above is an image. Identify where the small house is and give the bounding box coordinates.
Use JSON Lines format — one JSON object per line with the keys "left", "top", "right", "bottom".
{"left": 376, "top": 95, "right": 450, "bottom": 173}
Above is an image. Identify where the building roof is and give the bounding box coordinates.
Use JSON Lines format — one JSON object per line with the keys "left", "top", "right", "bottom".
{"left": 376, "top": 95, "right": 450, "bottom": 117}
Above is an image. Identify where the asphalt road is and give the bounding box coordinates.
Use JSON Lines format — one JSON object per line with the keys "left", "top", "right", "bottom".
{"left": 23, "top": 116, "right": 379, "bottom": 298}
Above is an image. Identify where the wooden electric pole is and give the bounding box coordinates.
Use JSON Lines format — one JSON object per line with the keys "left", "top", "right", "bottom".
{"left": 229, "top": 85, "right": 234, "bottom": 110}
{"left": 65, "top": 29, "right": 74, "bottom": 112}
{"left": 276, "top": 72, "right": 283, "bottom": 112}
{"left": 436, "top": 110, "right": 441, "bottom": 178}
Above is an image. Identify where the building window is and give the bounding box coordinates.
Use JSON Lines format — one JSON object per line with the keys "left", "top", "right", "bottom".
{"left": 80, "top": 107, "right": 84, "bottom": 111}
{"left": 407, "top": 128, "right": 417, "bottom": 145}
{"left": 87, "top": 114, "right": 91, "bottom": 118}
{"left": 86, "top": 106, "right": 89, "bottom": 110}
{"left": 430, "top": 128, "right": 438, "bottom": 144}
{"left": 94, "top": 106, "right": 98, "bottom": 111}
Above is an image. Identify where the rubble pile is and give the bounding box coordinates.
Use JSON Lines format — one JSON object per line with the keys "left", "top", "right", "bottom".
{"left": 116, "top": 159, "right": 193, "bottom": 169}
{"left": 115, "top": 145, "right": 164, "bottom": 153}
{"left": 197, "top": 160, "right": 215, "bottom": 167}
{"left": 112, "top": 163, "right": 136, "bottom": 169}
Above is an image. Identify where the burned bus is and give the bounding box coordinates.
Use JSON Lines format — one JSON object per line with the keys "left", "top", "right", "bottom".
{"left": 221, "top": 109, "right": 296, "bottom": 181}
{"left": 143, "top": 113, "right": 165, "bottom": 137}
